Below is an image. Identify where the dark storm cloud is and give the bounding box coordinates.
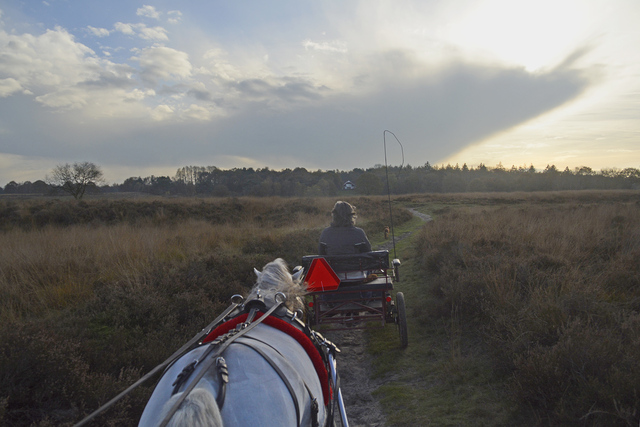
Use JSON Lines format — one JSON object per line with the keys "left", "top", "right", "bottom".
{"left": 200, "top": 55, "right": 593, "bottom": 169}
{"left": 79, "top": 65, "right": 137, "bottom": 89}
{"left": 229, "top": 77, "right": 325, "bottom": 102}
{"left": 0, "top": 50, "right": 593, "bottom": 173}
{"left": 188, "top": 88, "right": 214, "bottom": 101}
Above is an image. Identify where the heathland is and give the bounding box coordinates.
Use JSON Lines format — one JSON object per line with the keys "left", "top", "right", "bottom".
{"left": 1, "top": 191, "right": 639, "bottom": 426}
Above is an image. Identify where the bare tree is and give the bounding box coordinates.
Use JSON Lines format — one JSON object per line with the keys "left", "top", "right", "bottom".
{"left": 47, "top": 162, "right": 105, "bottom": 199}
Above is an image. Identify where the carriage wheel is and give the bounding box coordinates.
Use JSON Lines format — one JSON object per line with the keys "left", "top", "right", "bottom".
{"left": 396, "top": 292, "right": 408, "bottom": 348}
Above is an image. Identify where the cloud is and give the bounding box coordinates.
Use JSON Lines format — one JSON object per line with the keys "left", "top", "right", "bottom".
{"left": 223, "top": 77, "right": 326, "bottom": 112}
{"left": 138, "top": 25, "right": 168, "bottom": 41}
{"left": 114, "top": 22, "right": 168, "bottom": 41}
{"left": 302, "top": 39, "right": 348, "bottom": 53}
{"left": 114, "top": 22, "right": 135, "bottom": 36}
{"left": 124, "top": 88, "right": 155, "bottom": 102}
{"left": 151, "top": 104, "right": 173, "bottom": 121}
{"left": 111, "top": 56, "right": 593, "bottom": 169}
{"left": 0, "top": 25, "right": 154, "bottom": 116}
{"left": 135, "top": 46, "right": 192, "bottom": 83}
{"left": 0, "top": 26, "right": 99, "bottom": 90}
{"left": 168, "top": 11, "right": 183, "bottom": 24}
{"left": 137, "top": 5, "right": 160, "bottom": 20}
{"left": 183, "top": 104, "right": 211, "bottom": 121}
{"left": 0, "top": 3, "right": 595, "bottom": 183}
{"left": 0, "top": 78, "right": 23, "bottom": 97}
{"left": 87, "top": 26, "right": 110, "bottom": 37}
{"left": 35, "top": 88, "right": 88, "bottom": 109}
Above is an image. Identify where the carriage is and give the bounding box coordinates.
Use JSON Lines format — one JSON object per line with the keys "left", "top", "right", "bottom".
{"left": 297, "top": 250, "right": 408, "bottom": 349}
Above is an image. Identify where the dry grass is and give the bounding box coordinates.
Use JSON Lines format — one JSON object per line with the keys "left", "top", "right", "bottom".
{"left": 0, "top": 196, "right": 340, "bottom": 323}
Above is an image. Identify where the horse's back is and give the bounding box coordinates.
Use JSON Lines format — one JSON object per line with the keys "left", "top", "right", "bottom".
{"left": 139, "top": 323, "right": 326, "bottom": 427}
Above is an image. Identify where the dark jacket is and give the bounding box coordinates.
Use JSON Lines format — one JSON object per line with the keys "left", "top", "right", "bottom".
{"left": 318, "top": 225, "right": 372, "bottom": 255}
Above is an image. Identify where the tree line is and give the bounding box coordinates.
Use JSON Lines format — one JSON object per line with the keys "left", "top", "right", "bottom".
{"left": 2, "top": 162, "right": 640, "bottom": 199}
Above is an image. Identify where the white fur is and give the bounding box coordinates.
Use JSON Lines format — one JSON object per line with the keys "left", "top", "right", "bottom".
{"left": 160, "top": 387, "right": 223, "bottom": 427}
{"left": 247, "top": 258, "right": 306, "bottom": 312}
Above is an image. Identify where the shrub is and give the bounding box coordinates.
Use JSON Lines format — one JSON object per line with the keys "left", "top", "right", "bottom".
{"left": 415, "top": 196, "right": 640, "bottom": 425}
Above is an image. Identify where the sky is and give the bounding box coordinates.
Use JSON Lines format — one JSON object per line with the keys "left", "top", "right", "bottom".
{"left": 1, "top": 0, "right": 639, "bottom": 186}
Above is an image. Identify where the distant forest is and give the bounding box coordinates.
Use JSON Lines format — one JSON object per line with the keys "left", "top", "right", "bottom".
{"left": 3, "top": 163, "right": 640, "bottom": 197}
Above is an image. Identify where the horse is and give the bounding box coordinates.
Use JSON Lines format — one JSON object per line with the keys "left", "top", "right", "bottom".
{"left": 138, "top": 258, "right": 336, "bottom": 427}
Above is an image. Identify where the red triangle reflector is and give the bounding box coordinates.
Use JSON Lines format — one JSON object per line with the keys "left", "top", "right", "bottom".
{"left": 305, "top": 258, "right": 341, "bottom": 292}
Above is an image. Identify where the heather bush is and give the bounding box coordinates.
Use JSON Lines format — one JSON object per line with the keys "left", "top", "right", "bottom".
{"left": 415, "top": 194, "right": 640, "bottom": 425}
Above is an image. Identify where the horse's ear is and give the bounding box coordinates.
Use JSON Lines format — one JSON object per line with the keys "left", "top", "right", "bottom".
{"left": 254, "top": 268, "right": 261, "bottom": 279}
{"left": 292, "top": 268, "right": 303, "bottom": 283}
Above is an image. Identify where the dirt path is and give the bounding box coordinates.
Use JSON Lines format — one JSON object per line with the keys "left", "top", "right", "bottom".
{"left": 323, "top": 328, "right": 387, "bottom": 427}
{"left": 323, "top": 208, "right": 431, "bottom": 426}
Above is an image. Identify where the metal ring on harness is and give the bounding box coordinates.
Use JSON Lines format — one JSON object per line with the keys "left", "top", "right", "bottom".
{"left": 275, "top": 291, "right": 287, "bottom": 304}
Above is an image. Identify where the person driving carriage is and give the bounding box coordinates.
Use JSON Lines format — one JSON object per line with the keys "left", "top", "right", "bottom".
{"left": 318, "top": 201, "right": 371, "bottom": 255}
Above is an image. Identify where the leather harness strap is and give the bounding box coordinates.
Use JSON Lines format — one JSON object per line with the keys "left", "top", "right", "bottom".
{"left": 158, "top": 297, "right": 285, "bottom": 427}
{"left": 238, "top": 335, "right": 320, "bottom": 427}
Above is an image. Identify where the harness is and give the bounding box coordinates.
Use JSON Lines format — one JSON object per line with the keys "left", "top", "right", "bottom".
{"left": 74, "top": 292, "right": 346, "bottom": 427}
{"left": 158, "top": 294, "right": 287, "bottom": 427}
{"left": 236, "top": 337, "right": 319, "bottom": 427}
{"left": 167, "top": 297, "right": 337, "bottom": 427}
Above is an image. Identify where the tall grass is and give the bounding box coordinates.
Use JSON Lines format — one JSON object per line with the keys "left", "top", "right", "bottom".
{"left": 0, "top": 195, "right": 405, "bottom": 426}
{"left": 415, "top": 193, "right": 640, "bottom": 425}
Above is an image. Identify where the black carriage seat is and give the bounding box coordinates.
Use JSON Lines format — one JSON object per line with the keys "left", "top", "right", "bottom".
{"left": 302, "top": 250, "right": 391, "bottom": 284}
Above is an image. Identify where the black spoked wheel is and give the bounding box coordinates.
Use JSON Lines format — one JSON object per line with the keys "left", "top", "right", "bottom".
{"left": 396, "top": 292, "right": 408, "bottom": 348}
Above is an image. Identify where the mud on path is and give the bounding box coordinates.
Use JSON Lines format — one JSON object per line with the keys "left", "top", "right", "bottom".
{"left": 321, "top": 208, "right": 431, "bottom": 426}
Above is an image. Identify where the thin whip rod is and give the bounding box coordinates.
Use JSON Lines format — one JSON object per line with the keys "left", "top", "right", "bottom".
{"left": 383, "top": 130, "right": 404, "bottom": 260}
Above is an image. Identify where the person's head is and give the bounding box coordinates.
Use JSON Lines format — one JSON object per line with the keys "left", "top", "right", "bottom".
{"left": 331, "top": 201, "right": 357, "bottom": 227}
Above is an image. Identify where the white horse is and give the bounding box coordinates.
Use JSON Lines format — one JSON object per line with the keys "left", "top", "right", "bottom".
{"left": 139, "top": 258, "right": 330, "bottom": 427}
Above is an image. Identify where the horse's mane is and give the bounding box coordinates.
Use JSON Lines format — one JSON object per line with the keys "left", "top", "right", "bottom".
{"left": 160, "top": 387, "right": 222, "bottom": 427}
{"left": 248, "top": 258, "right": 306, "bottom": 312}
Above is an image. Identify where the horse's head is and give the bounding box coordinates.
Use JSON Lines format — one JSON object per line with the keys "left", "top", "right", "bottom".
{"left": 249, "top": 258, "right": 306, "bottom": 313}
